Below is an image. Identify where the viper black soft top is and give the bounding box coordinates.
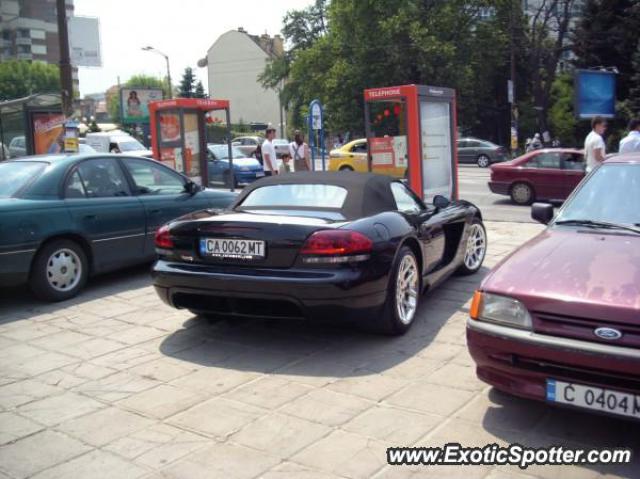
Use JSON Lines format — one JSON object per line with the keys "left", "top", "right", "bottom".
{"left": 230, "top": 171, "right": 403, "bottom": 220}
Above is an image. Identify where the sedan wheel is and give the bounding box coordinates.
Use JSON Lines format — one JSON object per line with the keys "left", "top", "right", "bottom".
{"left": 339, "top": 165, "right": 354, "bottom": 172}
{"left": 46, "top": 248, "right": 82, "bottom": 292}
{"left": 510, "top": 182, "right": 534, "bottom": 205}
{"left": 30, "top": 239, "right": 88, "bottom": 302}
{"left": 477, "top": 154, "right": 490, "bottom": 168}
{"left": 457, "top": 218, "right": 487, "bottom": 275}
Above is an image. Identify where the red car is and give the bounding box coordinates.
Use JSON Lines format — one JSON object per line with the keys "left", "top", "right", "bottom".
{"left": 467, "top": 153, "right": 640, "bottom": 420}
{"left": 488, "top": 149, "right": 585, "bottom": 205}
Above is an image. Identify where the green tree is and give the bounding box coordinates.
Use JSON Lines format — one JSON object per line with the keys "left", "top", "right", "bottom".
{"left": 526, "top": 0, "right": 579, "bottom": 135}
{"left": 548, "top": 73, "right": 578, "bottom": 146}
{"left": 628, "top": 39, "right": 640, "bottom": 114}
{"left": 107, "top": 74, "right": 168, "bottom": 124}
{"left": 194, "top": 80, "right": 207, "bottom": 98}
{"left": 0, "top": 60, "right": 60, "bottom": 101}
{"left": 264, "top": 0, "right": 523, "bottom": 145}
{"left": 179, "top": 67, "right": 196, "bottom": 98}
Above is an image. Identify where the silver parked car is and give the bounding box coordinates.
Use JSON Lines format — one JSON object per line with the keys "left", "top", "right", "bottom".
{"left": 9, "top": 136, "right": 27, "bottom": 158}
{"left": 232, "top": 136, "right": 262, "bottom": 157}
{"left": 457, "top": 137, "right": 508, "bottom": 167}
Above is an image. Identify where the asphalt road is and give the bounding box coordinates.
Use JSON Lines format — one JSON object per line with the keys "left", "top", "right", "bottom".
{"left": 457, "top": 164, "right": 534, "bottom": 223}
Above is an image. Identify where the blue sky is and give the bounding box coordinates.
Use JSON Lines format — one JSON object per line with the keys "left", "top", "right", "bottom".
{"left": 75, "top": 0, "right": 312, "bottom": 96}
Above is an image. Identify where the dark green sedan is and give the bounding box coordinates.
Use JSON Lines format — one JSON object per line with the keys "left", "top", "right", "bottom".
{"left": 0, "top": 154, "right": 236, "bottom": 301}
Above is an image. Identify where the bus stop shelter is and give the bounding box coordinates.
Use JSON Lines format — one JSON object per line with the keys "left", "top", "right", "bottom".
{"left": 0, "top": 93, "right": 63, "bottom": 160}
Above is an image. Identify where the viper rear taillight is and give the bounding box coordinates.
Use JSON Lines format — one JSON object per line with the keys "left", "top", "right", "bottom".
{"left": 300, "top": 230, "right": 372, "bottom": 263}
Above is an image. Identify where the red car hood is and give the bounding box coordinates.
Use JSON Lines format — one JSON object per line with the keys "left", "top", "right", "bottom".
{"left": 483, "top": 227, "right": 640, "bottom": 323}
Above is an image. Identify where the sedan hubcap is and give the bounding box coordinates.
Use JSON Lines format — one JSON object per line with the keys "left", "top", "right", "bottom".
{"left": 396, "top": 254, "right": 419, "bottom": 325}
{"left": 46, "top": 248, "right": 81, "bottom": 292}
{"left": 512, "top": 184, "right": 531, "bottom": 204}
{"left": 464, "top": 224, "right": 486, "bottom": 271}
{"left": 478, "top": 156, "right": 489, "bottom": 167}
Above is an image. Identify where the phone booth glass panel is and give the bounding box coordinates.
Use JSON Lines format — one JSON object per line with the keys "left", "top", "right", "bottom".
{"left": 420, "top": 100, "right": 454, "bottom": 199}
{"left": 367, "top": 100, "right": 408, "bottom": 180}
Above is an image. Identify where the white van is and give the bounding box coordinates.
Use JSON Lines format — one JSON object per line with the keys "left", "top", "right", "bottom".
{"left": 85, "top": 131, "right": 152, "bottom": 157}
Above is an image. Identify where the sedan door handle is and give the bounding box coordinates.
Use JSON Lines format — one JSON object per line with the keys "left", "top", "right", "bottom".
{"left": 150, "top": 209, "right": 161, "bottom": 215}
{"left": 84, "top": 214, "right": 97, "bottom": 220}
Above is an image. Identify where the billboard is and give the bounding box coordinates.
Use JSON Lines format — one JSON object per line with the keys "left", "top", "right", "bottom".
{"left": 32, "top": 112, "right": 66, "bottom": 154}
{"left": 574, "top": 69, "right": 616, "bottom": 119}
{"left": 69, "top": 16, "right": 102, "bottom": 67}
{"left": 120, "top": 88, "right": 164, "bottom": 124}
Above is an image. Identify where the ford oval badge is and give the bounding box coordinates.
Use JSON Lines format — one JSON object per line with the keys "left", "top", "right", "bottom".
{"left": 594, "top": 327, "right": 622, "bottom": 340}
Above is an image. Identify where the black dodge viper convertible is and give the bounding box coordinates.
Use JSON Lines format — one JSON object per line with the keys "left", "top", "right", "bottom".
{"left": 152, "top": 172, "right": 486, "bottom": 334}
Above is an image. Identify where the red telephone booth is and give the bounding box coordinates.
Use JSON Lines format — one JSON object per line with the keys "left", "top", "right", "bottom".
{"left": 149, "top": 98, "right": 232, "bottom": 188}
{"left": 364, "top": 85, "right": 458, "bottom": 201}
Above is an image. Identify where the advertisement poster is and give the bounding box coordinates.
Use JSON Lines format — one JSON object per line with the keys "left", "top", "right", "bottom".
{"left": 32, "top": 113, "right": 66, "bottom": 155}
{"left": 159, "top": 112, "right": 181, "bottom": 142}
{"left": 121, "top": 88, "right": 163, "bottom": 124}
{"left": 370, "top": 137, "right": 394, "bottom": 168}
{"left": 183, "top": 113, "right": 201, "bottom": 183}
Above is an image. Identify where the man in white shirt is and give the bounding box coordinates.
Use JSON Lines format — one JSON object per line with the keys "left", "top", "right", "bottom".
{"left": 584, "top": 116, "right": 607, "bottom": 173}
{"left": 261, "top": 127, "right": 278, "bottom": 176}
{"left": 619, "top": 119, "right": 640, "bottom": 154}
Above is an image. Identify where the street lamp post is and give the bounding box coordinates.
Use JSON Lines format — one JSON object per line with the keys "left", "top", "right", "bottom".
{"left": 142, "top": 46, "right": 173, "bottom": 99}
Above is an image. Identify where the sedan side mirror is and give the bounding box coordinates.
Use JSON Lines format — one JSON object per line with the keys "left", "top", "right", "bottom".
{"left": 433, "top": 195, "right": 450, "bottom": 209}
{"left": 184, "top": 180, "right": 200, "bottom": 195}
{"left": 531, "top": 202, "right": 554, "bottom": 224}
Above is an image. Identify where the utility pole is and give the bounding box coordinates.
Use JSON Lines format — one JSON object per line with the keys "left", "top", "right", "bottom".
{"left": 509, "top": 0, "right": 518, "bottom": 155}
{"left": 56, "top": 0, "right": 73, "bottom": 116}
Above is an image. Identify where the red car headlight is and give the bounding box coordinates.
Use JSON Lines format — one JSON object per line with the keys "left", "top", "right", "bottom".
{"left": 470, "top": 291, "right": 532, "bottom": 330}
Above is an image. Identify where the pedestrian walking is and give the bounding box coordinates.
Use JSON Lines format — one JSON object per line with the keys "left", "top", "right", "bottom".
{"left": 289, "top": 130, "right": 311, "bottom": 172}
{"left": 584, "top": 116, "right": 607, "bottom": 173}
{"left": 619, "top": 118, "right": 640, "bottom": 154}
{"left": 261, "top": 127, "right": 278, "bottom": 176}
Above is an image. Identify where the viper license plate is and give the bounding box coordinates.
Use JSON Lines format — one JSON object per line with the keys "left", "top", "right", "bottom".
{"left": 199, "top": 238, "right": 265, "bottom": 260}
{"left": 547, "top": 379, "right": 640, "bottom": 420}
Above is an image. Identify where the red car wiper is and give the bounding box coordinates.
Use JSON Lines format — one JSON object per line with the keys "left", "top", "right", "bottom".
{"left": 555, "top": 219, "right": 640, "bottom": 235}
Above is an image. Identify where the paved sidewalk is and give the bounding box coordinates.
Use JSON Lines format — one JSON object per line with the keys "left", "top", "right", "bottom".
{"left": 0, "top": 222, "right": 638, "bottom": 479}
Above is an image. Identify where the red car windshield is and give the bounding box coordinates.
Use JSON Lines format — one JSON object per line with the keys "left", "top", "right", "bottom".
{"left": 556, "top": 164, "right": 640, "bottom": 227}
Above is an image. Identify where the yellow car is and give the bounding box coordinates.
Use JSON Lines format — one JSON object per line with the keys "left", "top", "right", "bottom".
{"left": 328, "top": 139, "right": 369, "bottom": 172}
{"left": 328, "top": 138, "right": 407, "bottom": 178}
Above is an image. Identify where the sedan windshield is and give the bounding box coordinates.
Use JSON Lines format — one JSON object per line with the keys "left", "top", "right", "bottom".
{"left": 0, "top": 162, "right": 47, "bottom": 197}
{"left": 240, "top": 184, "right": 348, "bottom": 209}
{"left": 208, "top": 145, "right": 246, "bottom": 160}
{"left": 555, "top": 164, "right": 640, "bottom": 228}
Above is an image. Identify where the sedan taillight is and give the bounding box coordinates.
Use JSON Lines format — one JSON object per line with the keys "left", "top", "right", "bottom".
{"left": 155, "top": 224, "right": 174, "bottom": 249}
{"left": 300, "top": 230, "right": 372, "bottom": 263}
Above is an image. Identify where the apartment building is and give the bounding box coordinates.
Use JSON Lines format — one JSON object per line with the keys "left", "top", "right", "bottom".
{"left": 0, "top": 0, "right": 79, "bottom": 91}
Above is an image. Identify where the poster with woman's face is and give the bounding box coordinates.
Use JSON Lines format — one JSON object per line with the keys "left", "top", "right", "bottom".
{"left": 159, "top": 112, "right": 181, "bottom": 142}
{"left": 120, "top": 88, "right": 163, "bottom": 124}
